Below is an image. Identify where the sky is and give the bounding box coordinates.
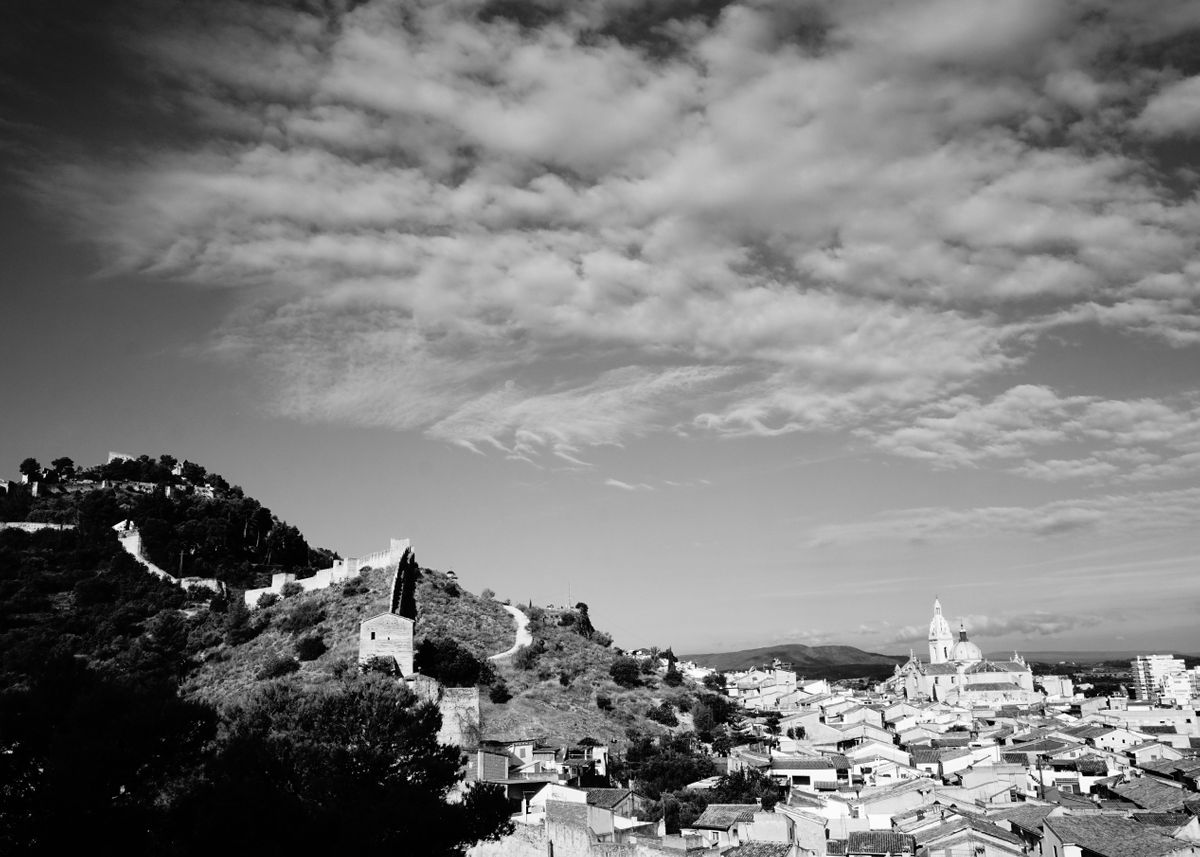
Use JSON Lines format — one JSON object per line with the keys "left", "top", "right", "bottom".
{"left": 1, "top": 0, "right": 1198, "bottom": 656}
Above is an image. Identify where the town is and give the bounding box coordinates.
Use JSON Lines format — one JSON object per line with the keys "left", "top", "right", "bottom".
{"left": 453, "top": 598, "right": 1200, "bottom": 857}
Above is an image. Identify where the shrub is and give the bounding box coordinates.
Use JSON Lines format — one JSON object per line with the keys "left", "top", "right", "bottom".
{"left": 257, "top": 656, "right": 300, "bottom": 680}
{"left": 514, "top": 639, "right": 544, "bottom": 671}
{"left": 596, "top": 695, "right": 613, "bottom": 711}
{"left": 663, "top": 668, "right": 683, "bottom": 687}
{"left": 256, "top": 592, "right": 280, "bottom": 609}
{"left": 558, "top": 671, "right": 572, "bottom": 687}
{"left": 481, "top": 588, "right": 495, "bottom": 600}
{"left": 360, "top": 655, "right": 400, "bottom": 676}
{"left": 295, "top": 635, "right": 327, "bottom": 661}
{"left": 279, "top": 601, "right": 325, "bottom": 634}
{"left": 593, "top": 631, "right": 613, "bottom": 648}
{"left": 415, "top": 637, "right": 496, "bottom": 687}
{"left": 610, "top": 656, "right": 641, "bottom": 688}
{"left": 646, "top": 702, "right": 678, "bottom": 727}
{"left": 489, "top": 680, "right": 512, "bottom": 704}
{"left": 341, "top": 578, "right": 368, "bottom": 596}
{"left": 280, "top": 581, "right": 303, "bottom": 598}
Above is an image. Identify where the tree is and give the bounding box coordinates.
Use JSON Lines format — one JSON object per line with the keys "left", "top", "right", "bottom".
{"left": 609, "top": 656, "right": 641, "bottom": 688}
{"left": 415, "top": 637, "right": 495, "bottom": 687}
{"left": 18, "top": 458, "right": 40, "bottom": 480}
{"left": 294, "top": 635, "right": 327, "bottom": 661}
{"left": 166, "top": 675, "right": 512, "bottom": 853}
{"left": 703, "top": 672, "right": 725, "bottom": 692}
{"left": 50, "top": 457, "right": 75, "bottom": 480}
{"left": 574, "top": 602, "right": 595, "bottom": 639}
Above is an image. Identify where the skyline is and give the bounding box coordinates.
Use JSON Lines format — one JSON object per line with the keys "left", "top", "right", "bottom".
{"left": 1, "top": 0, "right": 1198, "bottom": 655}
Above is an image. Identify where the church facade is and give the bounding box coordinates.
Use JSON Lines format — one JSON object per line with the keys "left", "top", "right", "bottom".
{"left": 887, "top": 599, "right": 1040, "bottom": 705}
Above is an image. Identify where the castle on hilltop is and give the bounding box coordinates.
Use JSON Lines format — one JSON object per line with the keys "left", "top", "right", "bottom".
{"left": 886, "top": 598, "right": 1040, "bottom": 705}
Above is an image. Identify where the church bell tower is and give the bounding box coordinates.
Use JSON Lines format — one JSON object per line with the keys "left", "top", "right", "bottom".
{"left": 928, "top": 598, "right": 953, "bottom": 664}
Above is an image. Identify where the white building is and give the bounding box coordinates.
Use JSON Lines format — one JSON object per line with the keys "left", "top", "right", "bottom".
{"left": 1132, "top": 654, "right": 1187, "bottom": 702}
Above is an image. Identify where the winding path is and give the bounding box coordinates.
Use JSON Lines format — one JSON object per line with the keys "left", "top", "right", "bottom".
{"left": 489, "top": 604, "right": 532, "bottom": 660}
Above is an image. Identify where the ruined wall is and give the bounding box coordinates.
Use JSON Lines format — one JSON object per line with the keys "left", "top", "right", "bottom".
{"left": 467, "top": 822, "right": 546, "bottom": 857}
{"left": 438, "top": 686, "right": 481, "bottom": 749}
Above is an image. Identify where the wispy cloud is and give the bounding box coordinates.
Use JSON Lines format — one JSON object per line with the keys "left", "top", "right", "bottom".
{"left": 809, "top": 486, "right": 1200, "bottom": 546}
{"left": 889, "top": 610, "right": 1105, "bottom": 643}
{"left": 13, "top": 0, "right": 1200, "bottom": 470}
{"left": 604, "top": 478, "right": 653, "bottom": 492}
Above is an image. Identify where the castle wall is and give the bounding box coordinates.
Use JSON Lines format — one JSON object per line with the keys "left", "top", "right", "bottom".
{"left": 0, "top": 522, "right": 76, "bottom": 533}
{"left": 243, "top": 537, "right": 411, "bottom": 606}
{"left": 438, "top": 687, "right": 482, "bottom": 749}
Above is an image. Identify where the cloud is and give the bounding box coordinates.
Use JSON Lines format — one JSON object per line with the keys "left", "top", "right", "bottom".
{"left": 864, "top": 385, "right": 1200, "bottom": 482}
{"left": 889, "top": 610, "right": 1104, "bottom": 643}
{"left": 809, "top": 486, "right": 1200, "bottom": 546}
{"left": 12, "top": 0, "right": 1200, "bottom": 462}
{"left": 1135, "top": 75, "right": 1200, "bottom": 138}
{"left": 604, "top": 478, "right": 653, "bottom": 492}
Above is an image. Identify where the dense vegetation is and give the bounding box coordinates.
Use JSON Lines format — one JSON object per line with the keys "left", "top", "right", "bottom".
{"left": 3, "top": 454, "right": 337, "bottom": 590}
{"left": 0, "top": 456, "right": 511, "bottom": 855}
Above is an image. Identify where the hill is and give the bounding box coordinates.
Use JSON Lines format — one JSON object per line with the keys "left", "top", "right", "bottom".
{"left": 682, "top": 643, "right": 906, "bottom": 678}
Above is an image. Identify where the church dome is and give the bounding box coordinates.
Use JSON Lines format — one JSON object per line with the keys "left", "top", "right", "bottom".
{"left": 950, "top": 622, "right": 982, "bottom": 663}
{"left": 951, "top": 639, "right": 982, "bottom": 662}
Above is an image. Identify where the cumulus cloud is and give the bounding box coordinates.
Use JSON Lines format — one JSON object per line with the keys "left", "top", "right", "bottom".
{"left": 12, "top": 0, "right": 1200, "bottom": 467}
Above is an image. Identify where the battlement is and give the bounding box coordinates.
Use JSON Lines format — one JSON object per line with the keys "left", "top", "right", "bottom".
{"left": 243, "top": 537, "right": 411, "bottom": 607}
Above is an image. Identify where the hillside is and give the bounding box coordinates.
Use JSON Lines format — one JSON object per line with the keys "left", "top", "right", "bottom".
{"left": 682, "top": 642, "right": 905, "bottom": 677}
{"left": 183, "top": 566, "right": 516, "bottom": 706}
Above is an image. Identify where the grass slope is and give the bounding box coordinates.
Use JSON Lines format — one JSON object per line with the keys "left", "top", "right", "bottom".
{"left": 186, "top": 568, "right": 704, "bottom": 747}
{"left": 185, "top": 567, "right": 514, "bottom": 707}
{"left": 483, "top": 611, "right": 692, "bottom": 746}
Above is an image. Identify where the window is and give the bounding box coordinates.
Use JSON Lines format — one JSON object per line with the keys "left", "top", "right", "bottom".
{"left": 371, "top": 632, "right": 376, "bottom": 640}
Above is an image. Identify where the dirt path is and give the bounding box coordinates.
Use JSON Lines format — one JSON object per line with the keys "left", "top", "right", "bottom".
{"left": 489, "top": 604, "right": 532, "bottom": 660}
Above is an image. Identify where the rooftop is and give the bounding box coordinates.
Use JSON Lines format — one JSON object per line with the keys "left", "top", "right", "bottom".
{"left": 1045, "top": 814, "right": 1195, "bottom": 857}
{"left": 689, "top": 803, "right": 758, "bottom": 830}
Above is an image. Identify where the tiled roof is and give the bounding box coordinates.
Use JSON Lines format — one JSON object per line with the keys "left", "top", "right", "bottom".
{"left": 965, "top": 682, "right": 1024, "bottom": 691}
{"left": 1143, "top": 725, "right": 1179, "bottom": 735}
{"left": 1112, "top": 777, "right": 1189, "bottom": 811}
{"left": 826, "top": 839, "right": 847, "bottom": 855}
{"left": 1045, "top": 814, "right": 1194, "bottom": 857}
{"left": 584, "top": 788, "right": 631, "bottom": 810}
{"left": 924, "top": 663, "right": 959, "bottom": 675}
{"left": 846, "top": 830, "right": 916, "bottom": 854}
{"left": 689, "top": 803, "right": 758, "bottom": 830}
{"left": 723, "top": 843, "right": 792, "bottom": 857}
{"left": 1133, "top": 812, "right": 1192, "bottom": 829}
{"left": 989, "top": 804, "right": 1055, "bottom": 834}
{"left": 915, "top": 816, "right": 1023, "bottom": 846}
{"left": 772, "top": 757, "right": 835, "bottom": 770}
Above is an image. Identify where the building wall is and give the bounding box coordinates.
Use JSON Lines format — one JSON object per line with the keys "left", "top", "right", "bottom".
{"left": 359, "top": 613, "right": 415, "bottom": 674}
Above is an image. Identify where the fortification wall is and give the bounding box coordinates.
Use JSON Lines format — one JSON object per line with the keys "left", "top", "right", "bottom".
{"left": 468, "top": 822, "right": 546, "bottom": 857}
{"left": 439, "top": 686, "right": 481, "bottom": 749}
{"left": 244, "top": 537, "right": 411, "bottom": 607}
{"left": 0, "top": 522, "right": 76, "bottom": 533}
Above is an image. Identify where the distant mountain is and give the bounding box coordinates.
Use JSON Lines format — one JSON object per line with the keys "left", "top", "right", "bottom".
{"left": 681, "top": 643, "right": 906, "bottom": 677}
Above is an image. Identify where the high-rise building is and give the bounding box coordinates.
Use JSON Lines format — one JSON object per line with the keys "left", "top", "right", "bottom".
{"left": 1131, "top": 654, "right": 1186, "bottom": 702}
